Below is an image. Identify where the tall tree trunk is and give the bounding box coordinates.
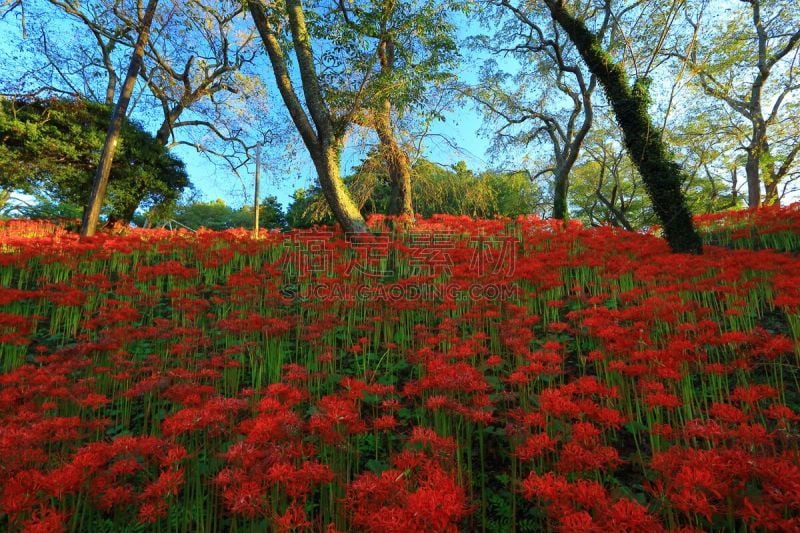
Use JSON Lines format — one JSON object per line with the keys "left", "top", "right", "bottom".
{"left": 81, "top": 0, "right": 159, "bottom": 237}
{"left": 544, "top": 0, "right": 702, "bottom": 254}
{"left": 552, "top": 165, "right": 569, "bottom": 220}
{"left": 375, "top": 102, "right": 413, "bottom": 218}
{"left": 745, "top": 0, "right": 797, "bottom": 207}
{"left": 249, "top": 0, "right": 367, "bottom": 234}
{"left": 745, "top": 82, "right": 767, "bottom": 207}
{"left": 745, "top": 146, "right": 762, "bottom": 208}
{"left": 375, "top": 37, "right": 413, "bottom": 219}
{"left": 312, "top": 143, "right": 368, "bottom": 233}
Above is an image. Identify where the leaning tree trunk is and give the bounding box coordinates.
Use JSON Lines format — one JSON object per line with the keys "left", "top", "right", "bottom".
{"left": 544, "top": 0, "right": 702, "bottom": 254}
{"left": 313, "top": 143, "right": 370, "bottom": 234}
{"left": 81, "top": 0, "right": 159, "bottom": 237}
{"left": 249, "top": 0, "right": 367, "bottom": 234}
{"left": 106, "top": 108, "right": 185, "bottom": 226}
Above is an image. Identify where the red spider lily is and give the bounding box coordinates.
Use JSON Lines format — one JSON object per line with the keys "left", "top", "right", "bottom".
{"left": 2, "top": 206, "right": 800, "bottom": 531}
{"left": 20, "top": 505, "right": 68, "bottom": 533}
{"left": 515, "top": 432, "right": 555, "bottom": 461}
{"left": 161, "top": 396, "right": 248, "bottom": 437}
{"left": 346, "top": 456, "right": 468, "bottom": 532}
{"left": 521, "top": 471, "right": 664, "bottom": 531}
{"left": 309, "top": 394, "right": 367, "bottom": 444}
{"left": 273, "top": 501, "right": 313, "bottom": 532}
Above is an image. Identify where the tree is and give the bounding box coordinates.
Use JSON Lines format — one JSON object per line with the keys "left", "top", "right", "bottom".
{"left": 256, "top": 195, "right": 288, "bottom": 231}
{"left": 1, "top": 193, "right": 83, "bottom": 221}
{"left": 566, "top": 103, "right": 745, "bottom": 232}
{"left": 667, "top": 109, "right": 747, "bottom": 214}
{"left": 82, "top": 0, "right": 159, "bottom": 236}
{"left": 570, "top": 159, "right": 641, "bottom": 230}
{"left": 541, "top": 0, "right": 702, "bottom": 253}
{"left": 331, "top": 0, "right": 461, "bottom": 220}
{"left": 175, "top": 199, "right": 246, "bottom": 230}
{"left": 2, "top": 0, "right": 133, "bottom": 104}
{"left": 4, "top": 1, "right": 271, "bottom": 186}
{"left": 474, "top": 1, "right": 597, "bottom": 220}
{"left": 411, "top": 160, "right": 542, "bottom": 218}
{"left": 134, "top": 0, "right": 270, "bottom": 172}
{"left": 0, "top": 97, "right": 188, "bottom": 222}
{"left": 248, "top": 0, "right": 367, "bottom": 234}
{"left": 677, "top": 0, "right": 800, "bottom": 206}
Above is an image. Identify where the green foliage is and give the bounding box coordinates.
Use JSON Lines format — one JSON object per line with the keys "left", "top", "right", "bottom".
{"left": 0, "top": 97, "right": 189, "bottom": 222}
{"left": 161, "top": 198, "right": 287, "bottom": 231}
{"left": 564, "top": 107, "right": 747, "bottom": 231}
{"left": 317, "top": 0, "right": 465, "bottom": 121}
{"left": 256, "top": 196, "right": 289, "bottom": 231}
{"left": 10, "top": 197, "right": 84, "bottom": 221}
{"left": 569, "top": 158, "right": 651, "bottom": 229}
{"left": 285, "top": 188, "right": 335, "bottom": 229}
{"left": 284, "top": 157, "right": 543, "bottom": 227}
{"left": 411, "top": 159, "right": 540, "bottom": 218}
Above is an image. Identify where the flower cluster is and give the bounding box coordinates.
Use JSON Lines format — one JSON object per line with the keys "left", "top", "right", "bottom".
{"left": 0, "top": 208, "right": 798, "bottom": 531}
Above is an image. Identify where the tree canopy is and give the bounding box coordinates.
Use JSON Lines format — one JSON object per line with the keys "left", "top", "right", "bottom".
{"left": 0, "top": 97, "right": 189, "bottom": 222}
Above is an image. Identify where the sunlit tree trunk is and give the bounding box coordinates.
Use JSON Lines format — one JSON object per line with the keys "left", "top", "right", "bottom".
{"left": 249, "top": 0, "right": 367, "bottom": 234}
{"left": 81, "top": 0, "right": 159, "bottom": 237}
{"left": 374, "top": 36, "right": 414, "bottom": 219}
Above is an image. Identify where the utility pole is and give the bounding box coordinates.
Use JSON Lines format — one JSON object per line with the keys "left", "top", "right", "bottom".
{"left": 253, "top": 142, "right": 261, "bottom": 238}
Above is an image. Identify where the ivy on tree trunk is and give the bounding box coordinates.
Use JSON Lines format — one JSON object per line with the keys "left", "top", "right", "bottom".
{"left": 544, "top": 0, "right": 702, "bottom": 254}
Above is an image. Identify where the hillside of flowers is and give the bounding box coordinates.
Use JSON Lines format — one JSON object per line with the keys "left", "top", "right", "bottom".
{"left": 1, "top": 208, "right": 799, "bottom": 532}
{"left": 695, "top": 203, "right": 800, "bottom": 252}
